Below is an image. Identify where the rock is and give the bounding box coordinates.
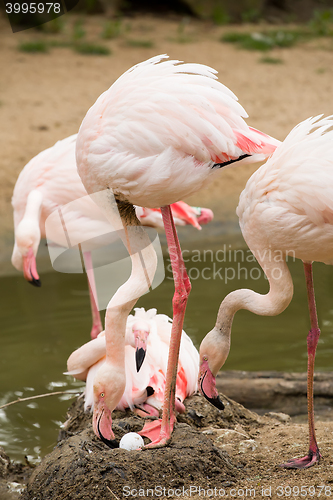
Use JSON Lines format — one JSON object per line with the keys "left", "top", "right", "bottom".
{"left": 265, "top": 412, "right": 291, "bottom": 423}
{"left": 238, "top": 439, "right": 258, "bottom": 453}
{"left": 0, "top": 448, "right": 10, "bottom": 478}
{"left": 216, "top": 371, "right": 333, "bottom": 416}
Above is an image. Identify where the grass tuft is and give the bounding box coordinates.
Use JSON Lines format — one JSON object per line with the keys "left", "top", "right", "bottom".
{"left": 260, "top": 56, "right": 283, "bottom": 64}
{"left": 73, "top": 19, "right": 86, "bottom": 40}
{"left": 37, "top": 17, "right": 65, "bottom": 34}
{"left": 212, "top": 5, "right": 230, "bottom": 25}
{"left": 74, "top": 42, "right": 111, "bottom": 55}
{"left": 309, "top": 9, "right": 333, "bottom": 36}
{"left": 18, "top": 41, "right": 48, "bottom": 53}
{"left": 221, "top": 29, "right": 310, "bottom": 51}
{"left": 101, "top": 20, "right": 122, "bottom": 39}
{"left": 125, "top": 39, "right": 154, "bottom": 48}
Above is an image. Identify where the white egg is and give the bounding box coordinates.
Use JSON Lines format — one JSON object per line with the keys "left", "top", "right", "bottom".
{"left": 119, "top": 432, "right": 144, "bottom": 451}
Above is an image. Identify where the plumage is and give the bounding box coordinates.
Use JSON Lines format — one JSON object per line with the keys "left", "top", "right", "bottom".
{"left": 12, "top": 133, "right": 213, "bottom": 339}
{"left": 66, "top": 308, "right": 199, "bottom": 417}
{"left": 76, "top": 55, "right": 279, "bottom": 208}
{"left": 237, "top": 115, "right": 333, "bottom": 265}
{"left": 76, "top": 54, "right": 280, "bottom": 447}
{"left": 199, "top": 115, "right": 333, "bottom": 469}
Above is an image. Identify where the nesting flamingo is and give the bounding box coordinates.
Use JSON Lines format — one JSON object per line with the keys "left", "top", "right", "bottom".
{"left": 199, "top": 115, "right": 333, "bottom": 468}
{"left": 11, "top": 133, "right": 213, "bottom": 340}
{"left": 66, "top": 308, "right": 199, "bottom": 446}
{"left": 75, "top": 54, "right": 280, "bottom": 447}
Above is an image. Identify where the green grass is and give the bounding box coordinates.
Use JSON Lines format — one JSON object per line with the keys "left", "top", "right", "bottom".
{"left": 36, "top": 17, "right": 65, "bottom": 34}
{"left": 310, "top": 9, "right": 333, "bottom": 36}
{"left": 73, "top": 19, "right": 86, "bottom": 40}
{"left": 125, "top": 39, "right": 154, "bottom": 48}
{"left": 259, "top": 56, "right": 283, "bottom": 64}
{"left": 241, "top": 8, "right": 261, "bottom": 23}
{"left": 18, "top": 41, "right": 48, "bottom": 53}
{"left": 221, "top": 9, "right": 333, "bottom": 52}
{"left": 212, "top": 5, "right": 230, "bottom": 25}
{"left": 101, "top": 20, "right": 122, "bottom": 39}
{"left": 74, "top": 42, "right": 111, "bottom": 55}
{"left": 221, "top": 28, "right": 311, "bottom": 51}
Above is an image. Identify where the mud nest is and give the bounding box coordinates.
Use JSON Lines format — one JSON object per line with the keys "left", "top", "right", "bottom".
{"left": 23, "top": 393, "right": 264, "bottom": 500}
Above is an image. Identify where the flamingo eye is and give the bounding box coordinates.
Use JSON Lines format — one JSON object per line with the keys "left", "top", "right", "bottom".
{"left": 101, "top": 392, "right": 105, "bottom": 398}
{"left": 203, "top": 355, "right": 208, "bottom": 361}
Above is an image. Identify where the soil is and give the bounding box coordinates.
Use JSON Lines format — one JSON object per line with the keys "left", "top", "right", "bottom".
{"left": 7, "top": 391, "right": 330, "bottom": 500}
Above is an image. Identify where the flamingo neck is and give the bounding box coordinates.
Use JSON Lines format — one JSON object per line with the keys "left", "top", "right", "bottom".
{"left": 217, "top": 257, "right": 293, "bottom": 325}
{"left": 204, "top": 255, "right": 294, "bottom": 376}
{"left": 15, "top": 190, "right": 43, "bottom": 255}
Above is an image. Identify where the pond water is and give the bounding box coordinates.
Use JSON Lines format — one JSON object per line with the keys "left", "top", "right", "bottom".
{"left": 1, "top": 241, "right": 333, "bottom": 463}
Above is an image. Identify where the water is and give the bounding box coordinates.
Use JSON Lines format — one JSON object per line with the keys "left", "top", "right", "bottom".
{"left": 1, "top": 245, "right": 333, "bottom": 463}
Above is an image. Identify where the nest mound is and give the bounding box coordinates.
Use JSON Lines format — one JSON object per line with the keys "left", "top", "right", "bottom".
{"left": 23, "top": 393, "right": 265, "bottom": 500}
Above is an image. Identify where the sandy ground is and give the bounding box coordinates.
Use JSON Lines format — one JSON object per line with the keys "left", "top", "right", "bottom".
{"left": 16, "top": 394, "right": 333, "bottom": 500}
{"left": 1, "top": 12, "right": 333, "bottom": 498}
{"left": 1, "top": 12, "right": 333, "bottom": 249}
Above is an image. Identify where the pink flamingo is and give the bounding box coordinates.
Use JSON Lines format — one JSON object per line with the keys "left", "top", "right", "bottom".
{"left": 11, "top": 134, "right": 213, "bottom": 340}
{"left": 199, "top": 115, "right": 333, "bottom": 468}
{"left": 75, "top": 54, "right": 280, "bottom": 447}
{"left": 66, "top": 308, "right": 199, "bottom": 446}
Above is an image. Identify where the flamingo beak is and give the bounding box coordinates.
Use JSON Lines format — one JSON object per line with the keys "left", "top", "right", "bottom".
{"left": 199, "top": 359, "right": 224, "bottom": 410}
{"left": 93, "top": 405, "right": 118, "bottom": 449}
{"left": 134, "top": 329, "right": 149, "bottom": 372}
{"left": 23, "top": 248, "right": 41, "bottom": 287}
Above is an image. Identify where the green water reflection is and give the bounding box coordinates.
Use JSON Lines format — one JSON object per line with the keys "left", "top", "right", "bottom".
{"left": 1, "top": 248, "right": 333, "bottom": 462}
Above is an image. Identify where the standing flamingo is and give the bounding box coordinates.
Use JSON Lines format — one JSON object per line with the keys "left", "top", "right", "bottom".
{"left": 11, "top": 134, "right": 213, "bottom": 340}
{"left": 66, "top": 307, "right": 199, "bottom": 446}
{"left": 75, "top": 54, "right": 280, "bottom": 447}
{"left": 199, "top": 115, "right": 333, "bottom": 468}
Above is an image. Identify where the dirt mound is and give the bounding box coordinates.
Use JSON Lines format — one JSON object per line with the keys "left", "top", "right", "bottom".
{"left": 23, "top": 394, "right": 264, "bottom": 500}
{"left": 0, "top": 447, "right": 32, "bottom": 500}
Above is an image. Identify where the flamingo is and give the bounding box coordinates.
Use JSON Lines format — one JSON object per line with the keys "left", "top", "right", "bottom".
{"left": 75, "top": 54, "right": 280, "bottom": 447}
{"left": 11, "top": 134, "right": 213, "bottom": 340}
{"left": 199, "top": 115, "right": 333, "bottom": 468}
{"left": 66, "top": 307, "right": 199, "bottom": 446}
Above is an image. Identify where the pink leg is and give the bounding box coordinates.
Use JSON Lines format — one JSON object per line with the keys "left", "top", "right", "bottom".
{"left": 83, "top": 251, "right": 103, "bottom": 340}
{"left": 139, "top": 205, "right": 191, "bottom": 447}
{"left": 281, "top": 262, "right": 322, "bottom": 469}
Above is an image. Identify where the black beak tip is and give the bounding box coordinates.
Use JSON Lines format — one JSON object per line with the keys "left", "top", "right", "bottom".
{"left": 107, "top": 439, "right": 119, "bottom": 449}
{"left": 136, "top": 347, "right": 146, "bottom": 372}
{"left": 202, "top": 392, "right": 225, "bottom": 411}
{"left": 29, "top": 277, "right": 41, "bottom": 287}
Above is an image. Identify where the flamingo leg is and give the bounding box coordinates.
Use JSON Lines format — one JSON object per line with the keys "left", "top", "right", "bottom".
{"left": 281, "top": 262, "right": 322, "bottom": 468}
{"left": 83, "top": 251, "right": 103, "bottom": 339}
{"left": 140, "top": 205, "right": 191, "bottom": 447}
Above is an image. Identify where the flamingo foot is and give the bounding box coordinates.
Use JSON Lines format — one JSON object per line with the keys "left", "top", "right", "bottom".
{"left": 280, "top": 449, "right": 322, "bottom": 469}
{"left": 139, "top": 415, "right": 176, "bottom": 449}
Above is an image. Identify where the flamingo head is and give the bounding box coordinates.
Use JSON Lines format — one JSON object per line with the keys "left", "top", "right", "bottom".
{"left": 132, "top": 319, "right": 150, "bottom": 372}
{"left": 12, "top": 223, "right": 41, "bottom": 287}
{"left": 198, "top": 330, "right": 230, "bottom": 411}
{"left": 92, "top": 363, "right": 125, "bottom": 448}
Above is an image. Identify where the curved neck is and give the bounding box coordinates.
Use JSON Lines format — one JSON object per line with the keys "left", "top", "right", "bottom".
{"left": 22, "top": 190, "right": 43, "bottom": 224}
{"left": 15, "top": 190, "right": 43, "bottom": 252}
{"left": 92, "top": 190, "right": 158, "bottom": 367}
{"left": 206, "top": 253, "right": 294, "bottom": 375}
